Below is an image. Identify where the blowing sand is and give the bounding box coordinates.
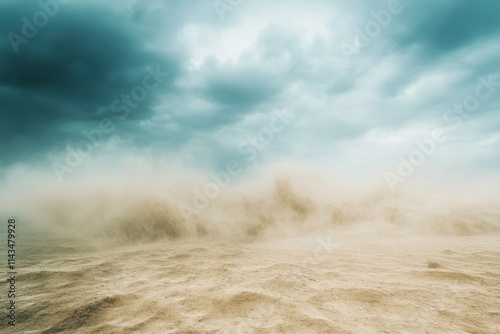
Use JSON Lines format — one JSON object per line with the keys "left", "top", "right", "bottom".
{"left": 2, "top": 171, "right": 500, "bottom": 333}
{"left": 6, "top": 233, "right": 500, "bottom": 334}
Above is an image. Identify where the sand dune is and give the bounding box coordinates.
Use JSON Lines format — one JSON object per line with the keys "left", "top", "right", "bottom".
{"left": 5, "top": 233, "right": 499, "bottom": 333}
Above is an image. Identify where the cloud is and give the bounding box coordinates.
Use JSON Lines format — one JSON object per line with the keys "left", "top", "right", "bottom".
{"left": 0, "top": 0, "right": 498, "bottom": 178}
{"left": 0, "top": 0, "right": 180, "bottom": 164}
{"left": 393, "top": 0, "right": 500, "bottom": 56}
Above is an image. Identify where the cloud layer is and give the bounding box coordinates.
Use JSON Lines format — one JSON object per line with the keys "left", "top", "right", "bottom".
{"left": 1, "top": 0, "right": 499, "bottom": 182}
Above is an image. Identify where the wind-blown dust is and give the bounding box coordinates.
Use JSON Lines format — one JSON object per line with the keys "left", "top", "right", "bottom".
{"left": 2, "top": 165, "right": 499, "bottom": 242}
{"left": 1, "top": 165, "right": 499, "bottom": 333}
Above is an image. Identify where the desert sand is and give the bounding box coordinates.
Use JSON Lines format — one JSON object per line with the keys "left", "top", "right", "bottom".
{"left": 5, "top": 232, "right": 499, "bottom": 334}
{"left": 2, "top": 174, "right": 500, "bottom": 333}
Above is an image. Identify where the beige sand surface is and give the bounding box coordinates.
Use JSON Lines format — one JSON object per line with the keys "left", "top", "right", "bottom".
{"left": 6, "top": 233, "right": 499, "bottom": 334}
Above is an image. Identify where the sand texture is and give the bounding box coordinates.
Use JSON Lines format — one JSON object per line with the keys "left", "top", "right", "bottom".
{"left": 4, "top": 234, "right": 499, "bottom": 334}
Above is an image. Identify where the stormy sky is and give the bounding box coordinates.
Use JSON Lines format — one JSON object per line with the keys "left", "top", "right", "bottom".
{"left": 1, "top": 0, "right": 499, "bottom": 182}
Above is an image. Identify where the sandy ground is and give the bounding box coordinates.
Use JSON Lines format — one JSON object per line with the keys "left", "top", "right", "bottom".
{"left": 2, "top": 233, "right": 499, "bottom": 334}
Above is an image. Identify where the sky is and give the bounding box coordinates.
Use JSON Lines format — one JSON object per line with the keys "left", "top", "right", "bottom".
{"left": 1, "top": 0, "right": 499, "bottom": 187}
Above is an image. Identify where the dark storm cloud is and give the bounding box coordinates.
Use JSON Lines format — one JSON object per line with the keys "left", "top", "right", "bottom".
{"left": 201, "top": 60, "right": 283, "bottom": 115}
{"left": 0, "top": 0, "right": 180, "bottom": 165}
{"left": 0, "top": 0, "right": 498, "bottom": 173}
{"left": 375, "top": 0, "right": 500, "bottom": 97}
{"left": 393, "top": 0, "right": 500, "bottom": 56}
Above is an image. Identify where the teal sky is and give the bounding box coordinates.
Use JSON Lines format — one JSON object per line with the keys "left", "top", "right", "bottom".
{"left": 1, "top": 0, "right": 499, "bottom": 182}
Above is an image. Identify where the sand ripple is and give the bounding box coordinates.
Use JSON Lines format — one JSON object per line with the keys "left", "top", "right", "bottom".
{"left": 7, "top": 235, "right": 500, "bottom": 333}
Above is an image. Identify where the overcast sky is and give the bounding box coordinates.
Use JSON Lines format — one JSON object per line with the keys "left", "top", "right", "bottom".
{"left": 1, "top": 0, "right": 499, "bottom": 183}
